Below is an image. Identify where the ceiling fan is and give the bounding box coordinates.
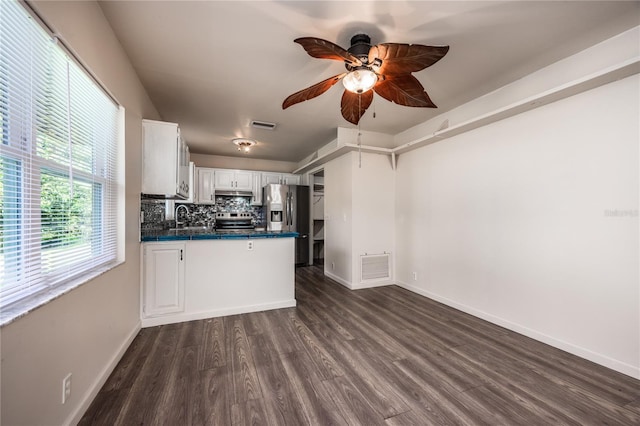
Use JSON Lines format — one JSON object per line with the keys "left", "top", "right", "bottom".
{"left": 282, "top": 34, "right": 449, "bottom": 125}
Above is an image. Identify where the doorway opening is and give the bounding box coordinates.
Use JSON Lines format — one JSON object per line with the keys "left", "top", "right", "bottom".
{"left": 311, "top": 169, "right": 324, "bottom": 266}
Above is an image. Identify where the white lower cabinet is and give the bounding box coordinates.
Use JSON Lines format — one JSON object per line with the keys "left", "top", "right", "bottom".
{"left": 140, "top": 238, "right": 296, "bottom": 327}
{"left": 142, "top": 242, "right": 185, "bottom": 318}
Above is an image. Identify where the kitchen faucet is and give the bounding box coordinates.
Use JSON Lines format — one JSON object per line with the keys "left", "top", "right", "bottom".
{"left": 175, "top": 204, "right": 189, "bottom": 227}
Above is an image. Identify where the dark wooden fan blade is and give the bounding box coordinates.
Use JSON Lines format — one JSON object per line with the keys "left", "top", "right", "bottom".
{"left": 295, "top": 37, "right": 361, "bottom": 66}
{"left": 369, "top": 43, "right": 449, "bottom": 75}
{"left": 282, "top": 73, "right": 346, "bottom": 109}
{"left": 374, "top": 74, "right": 436, "bottom": 108}
{"left": 341, "top": 90, "right": 373, "bottom": 125}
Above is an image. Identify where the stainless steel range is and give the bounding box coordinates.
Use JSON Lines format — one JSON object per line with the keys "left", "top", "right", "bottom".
{"left": 215, "top": 211, "right": 254, "bottom": 230}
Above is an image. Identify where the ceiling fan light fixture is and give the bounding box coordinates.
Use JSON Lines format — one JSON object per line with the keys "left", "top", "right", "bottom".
{"left": 342, "top": 68, "right": 378, "bottom": 94}
{"left": 232, "top": 138, "right": 256, "bottom": 153}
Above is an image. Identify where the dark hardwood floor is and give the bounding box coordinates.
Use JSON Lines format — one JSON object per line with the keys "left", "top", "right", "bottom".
{"left": 80, "top": 264, "right": 640, "bottom": 425}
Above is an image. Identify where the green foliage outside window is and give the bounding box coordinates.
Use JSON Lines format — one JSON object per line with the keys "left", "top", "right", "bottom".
{"left": 40, "top": 172, "right": 93, "bottom": 247}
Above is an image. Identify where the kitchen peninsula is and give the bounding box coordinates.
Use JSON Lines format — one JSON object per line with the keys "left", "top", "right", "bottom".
{"left": 141, "top": 229, "right": 297, "bottom": 327}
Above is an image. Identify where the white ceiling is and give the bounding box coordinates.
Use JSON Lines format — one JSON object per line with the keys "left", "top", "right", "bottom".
{"left": 98, "top": 1, "right": 639, "bottom": 163}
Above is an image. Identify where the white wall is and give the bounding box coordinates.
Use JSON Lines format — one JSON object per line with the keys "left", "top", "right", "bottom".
{"left": 324, "top": 153, "right": 353, "bottom": 284}
{"left": 351, "top": 153, "right": 396, "bottom": 287}
{"left": 395, "top": 74, "right": 639, "bottom": 378}
{"left": 325, "top": 152, "right": 395, "bottom": 288}
{"left": 1, "top": 1, "right": 160, "bottom": 424}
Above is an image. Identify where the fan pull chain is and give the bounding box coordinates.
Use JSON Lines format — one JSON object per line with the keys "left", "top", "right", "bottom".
{"left": 373, "top": 95, "right": 376, "bottom": 119}
{"left": 358, "top": 93, "right": 362, "bottom": 168}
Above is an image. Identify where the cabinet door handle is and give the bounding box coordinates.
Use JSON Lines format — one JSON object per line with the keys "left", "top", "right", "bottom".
{"left": 180, "top": 249, "right": 183, "bottom": 261}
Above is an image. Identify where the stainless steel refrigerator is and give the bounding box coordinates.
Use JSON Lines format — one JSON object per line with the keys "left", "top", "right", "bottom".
{"left": 263, "top": 184, "right": 309, "bottom": 264}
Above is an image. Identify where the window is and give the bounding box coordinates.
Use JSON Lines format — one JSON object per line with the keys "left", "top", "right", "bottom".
{"left": 0, "top": 0, "right": 121, "bottom": 316}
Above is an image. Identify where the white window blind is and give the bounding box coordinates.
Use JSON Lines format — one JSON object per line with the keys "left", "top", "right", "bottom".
{"left": 0, "top": 0, "right": 120, "bottom": 309}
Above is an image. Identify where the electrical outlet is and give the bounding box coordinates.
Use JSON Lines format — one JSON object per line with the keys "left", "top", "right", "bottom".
{"left": 331, "top": 262, "right": 335, "bottom": 270}
{"left": 62, "top": 373, "right": 72, "bottom": 404}
{"left": 412, "top": 272, "right": 418, "bottom": 281}
{"left": 247, "top": 241, "right": 254, "bottom": 251}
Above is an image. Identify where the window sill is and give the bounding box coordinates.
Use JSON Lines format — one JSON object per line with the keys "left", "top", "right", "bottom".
{"left": 0, "top": 260, "right": 124, "bottom": 327}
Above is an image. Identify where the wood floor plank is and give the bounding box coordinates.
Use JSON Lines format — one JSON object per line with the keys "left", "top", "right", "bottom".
{"left": 231, "top": 398, "right": 269, "bottom": 426}
{"left": 499, "top": 332, "right": 640, "bottom": 405}
{"left": 154, "top": 344, "right": 199, "bottom": 425}
{"left": 322, "top": 302, "right": 416, "bottom": 360}
{"left": 226, "top": 316, "right": 263, "bottom": 403}
{"left": 321, "top": 375, "right": 386, "bottom": 425}
{"left": 452, "top": 342, "right": 620, "bottom": 425}
{"left": 298, "top": 297, "right": 356, "bottom": 341}
{"left": 280, "top": 350, "right": 349, "bottom": 425}
{"left": 198, "top": 317, "right": 226, "bottom": 370}
{"left": 289, "top": 316, "right": 344, "bottom": 380}
{"left": 77, "top": 389, "right": 130, "bottom": 426}
{"left": 391, "top": 357, "right": 507, "bottom": 425}
{"left": 100, "top": 326, "right": 159, "bottom": 392}
{"left": 248, "top": 333, "right": 308, "bottom": 425}
{"left": 114, "top": 324, "right": 181, "bottom": 425}
{"left": 80, "top": 264, "right": 640, "bottom": 425}
{"left": 256, "top": 309, "right": 306, "bottom": 355}
{"left": 455, "top": 325, "right": 640, "bottom": 408}
{"left": 178, "top": 319, "right": 205, "bottom": 348}
{"left": 305, "top": 322, "right": 411, "bottom": 419}
{"left": 625, "top": 398, "right": 640, "bottom": 415}
{"left": 241, "top": 311, "right": 266, "bottom": 336}
{"left": 385, "top": 409, "right": 438, "bottom": 426}
{"left": 191, "top": 366, "right": 232, "bottom": 426}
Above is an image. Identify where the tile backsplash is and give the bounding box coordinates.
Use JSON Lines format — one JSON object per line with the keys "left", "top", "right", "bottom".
{"left": 141, "top": 196, "right": 264, "bottom": 230}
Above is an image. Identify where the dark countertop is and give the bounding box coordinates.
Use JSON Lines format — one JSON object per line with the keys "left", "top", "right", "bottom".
{"left": 141, "top": 229, "right": 299, "bottom": 242}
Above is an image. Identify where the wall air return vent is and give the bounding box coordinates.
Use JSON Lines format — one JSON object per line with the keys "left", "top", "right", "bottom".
{"left": 251, "top": 120, "right": 277, "bottom": 130}
{"left": 360, "top": 253, "right": 391, "bottom": 283}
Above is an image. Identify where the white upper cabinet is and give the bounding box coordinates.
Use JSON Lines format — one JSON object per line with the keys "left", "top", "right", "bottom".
{"left": 197, "top": 167, "right": 216, "bottom": 204}
{"left": 261, "top": 172, "right": 300, "bottom": 187}
{"left": 182, "top": 162, "right": 196, "bottom": 203}
{"left": 282, "top": 174, "right": 300, "bottom": 185}
{"left": 191, "top": 168, "right": 300, "bottom": 205}
{"left": 251, "top": 173, "right": 262, "bottom": 206}
{"left": 215, "top": 169, "right": 253, "bottom": 191}
{"left": 261, "top": 172, "right": 282, "bottom": 186}
{"left": 142, "top": 119, "right": 190, "bottom": 199}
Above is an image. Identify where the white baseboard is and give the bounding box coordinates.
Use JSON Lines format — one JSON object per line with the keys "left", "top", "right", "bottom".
{"left": 141, "top": 299, "right": 297, "bottom": 328}
{"left": 352, "top": 280, "right": 393, "bottom": 290}
{"left": 324, "top": 270, "right": 354, "bottom": 289}
{"left": 66, "top": 320, "right": 142, "bottom": 425}
{"left": 324, "top": 270, "right": 392, "bottom": 290}
{"left": 396, "top": 280, "right": 640, "bottom": 380}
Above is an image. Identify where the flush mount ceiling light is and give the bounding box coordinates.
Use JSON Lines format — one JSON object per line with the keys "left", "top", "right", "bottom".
{"left": 232, "top": 138, "right": 256, "bottom": 153}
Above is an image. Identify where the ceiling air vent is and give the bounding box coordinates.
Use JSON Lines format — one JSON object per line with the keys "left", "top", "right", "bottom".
{"left": 251, "top": 120, "right": 277, "bottom": 130}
